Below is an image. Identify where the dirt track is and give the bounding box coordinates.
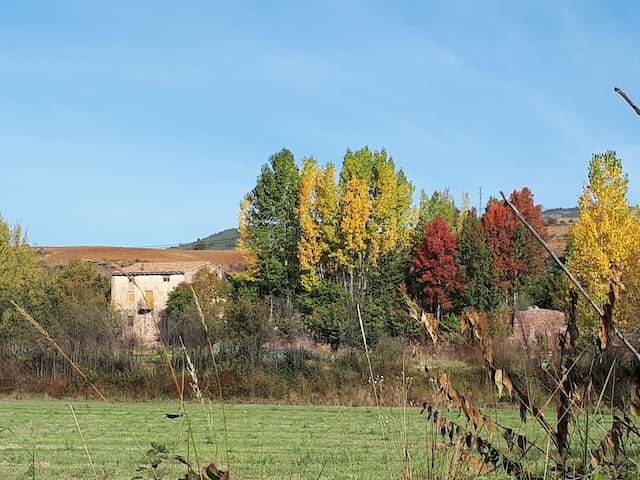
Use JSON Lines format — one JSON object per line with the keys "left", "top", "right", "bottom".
{"left": 36, "top": 246, "right": 247, "bottom": 268}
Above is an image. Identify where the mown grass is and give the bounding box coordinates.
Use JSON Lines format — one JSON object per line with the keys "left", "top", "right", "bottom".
{"left": 2, "top": 400, "right": 639, "bottom": 479}
{"left": 0, "top": 399, "right": 549, "bottom": 479}
{"left": 0, "top": 400, "right": 415, "bottom": 479}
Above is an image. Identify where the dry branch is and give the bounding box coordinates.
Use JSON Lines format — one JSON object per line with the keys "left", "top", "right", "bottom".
{"left": 614, "top": 87, "right": 640, "bottom": 116}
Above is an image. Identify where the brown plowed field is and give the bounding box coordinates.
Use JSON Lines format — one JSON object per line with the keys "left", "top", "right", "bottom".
{"left": 36, "top": 246, "right": 247, "bottom": 268}
{"left": 36, "top": 224, "right": 570, "bottom": 269}
{"left": 546, "top": 222, "right": 572, "bottom": 257}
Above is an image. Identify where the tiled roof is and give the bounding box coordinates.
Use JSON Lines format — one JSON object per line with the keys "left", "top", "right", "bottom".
{"left": 112, "top": 261, "right": 215, "bottom": 276}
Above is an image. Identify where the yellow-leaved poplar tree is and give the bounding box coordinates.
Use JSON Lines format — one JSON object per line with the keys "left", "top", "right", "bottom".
{"left": 337, "top": 176, "right": 371, "bottom": 271}
{"left": 316, "top": 163, "right": 339, "bottom": 258}
{"left": 370, "top": 157, "right": 399, "bottom": 265}
{"left": 297, "top": 158, "right": 323, "bottom": 291}
{"left": 296, "top": 160, "right": 340, "bottom": 291}
{"left": 567, "top": 150, "right": 639, "bottom": 331}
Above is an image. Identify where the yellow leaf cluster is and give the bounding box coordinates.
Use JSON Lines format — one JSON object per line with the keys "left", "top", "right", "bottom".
{"left": 337, "top": 177, "right": 371, "bottom": 269}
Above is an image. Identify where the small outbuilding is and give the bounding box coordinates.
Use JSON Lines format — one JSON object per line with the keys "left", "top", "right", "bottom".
{"left": 511, "top": 306, "right": 566, "bottom": 348}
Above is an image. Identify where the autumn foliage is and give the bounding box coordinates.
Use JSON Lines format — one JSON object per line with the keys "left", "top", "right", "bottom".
{"left": 482, "top": 188, "right": 547, "bottom": 291}
{"left": 567, "top": 150, "right": 640, "bottom": 331}
{"left": 412, "top": 215, "right": 463, "bottom": 312}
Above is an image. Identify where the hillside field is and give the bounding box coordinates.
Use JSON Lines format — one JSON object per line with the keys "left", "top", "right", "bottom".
{"left": 35, "top": 246, "right": 246, "bottom": 268}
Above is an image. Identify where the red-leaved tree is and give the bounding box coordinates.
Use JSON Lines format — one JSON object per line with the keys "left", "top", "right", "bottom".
{"left": 482, "top": 187, "right": 547, "bottom": 291}
{"left": 412, "top": 215, "right": 463, "bottom": 313}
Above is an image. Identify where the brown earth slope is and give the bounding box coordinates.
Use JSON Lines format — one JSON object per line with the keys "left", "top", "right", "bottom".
{"left": 546, "top": 221, "right": 573, "bottom": 257}
{"left": 37, "top": 246, "right": 246, "bottom": 269}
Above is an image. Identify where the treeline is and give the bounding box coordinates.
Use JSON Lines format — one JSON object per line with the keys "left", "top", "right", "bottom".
{"left": 233, "top": 146, "right": 562, "bottom": 351}
{"left": 235, "top": 147, "right": 640, "bottom": 347}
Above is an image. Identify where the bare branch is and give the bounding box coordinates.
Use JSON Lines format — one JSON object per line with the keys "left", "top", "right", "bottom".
{"left": 614, "top": 87, "right": 640, "bottom": 116}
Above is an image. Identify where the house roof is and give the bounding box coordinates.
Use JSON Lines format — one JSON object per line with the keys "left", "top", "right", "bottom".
{"left": 112, "top": 261, "right": 216, "bottom": 276}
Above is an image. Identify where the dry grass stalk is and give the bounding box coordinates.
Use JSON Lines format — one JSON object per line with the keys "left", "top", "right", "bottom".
{"left": 69, "top": 404, "right": 98, "bottom": 480}
{"left": 190, "top": 285, "right": 231, "bottom": 474}
{"left": 181, "top": 341, "right": 203, "bottom": 401}
{"left": 421, "top": 401, "right": 531, "bottom": 479}
{"left": 356, "top": 304, "right": 392, "bottom": 475}
{"left": 461, "top": 306, "right": 558, "bottom": 448}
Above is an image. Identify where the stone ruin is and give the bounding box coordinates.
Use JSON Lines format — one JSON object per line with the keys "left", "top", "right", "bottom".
{"left": 511, "top": 306, "right": 566, "bottom": 349}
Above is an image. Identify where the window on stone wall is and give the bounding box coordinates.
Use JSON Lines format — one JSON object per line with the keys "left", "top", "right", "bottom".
{"left": 127, "top": 315, "right": 134, "bottom": 327}
{"left": 163, "top": 276, "right": 170, "bottom": 282}
{"left": 128, "top": 292, "right": 135, "bottom": 302}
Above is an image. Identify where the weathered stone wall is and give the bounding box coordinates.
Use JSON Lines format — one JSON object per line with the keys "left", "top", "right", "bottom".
{"left": 511, "top": 307, "right": 565, "bottom": 348}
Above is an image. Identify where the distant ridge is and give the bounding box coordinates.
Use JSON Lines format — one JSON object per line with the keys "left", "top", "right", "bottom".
{"left": 542, "top": 207, "right": 578, "bottom": 221}
{"left": 170, "top": 211, "right": 576, "bottom": 254}
{"left": 174, "top": 228, "right": 239, "bottom": 250}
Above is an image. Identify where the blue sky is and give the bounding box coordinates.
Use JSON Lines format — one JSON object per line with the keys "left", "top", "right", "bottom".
{"left": 2, "top": 1, "right": 640, "bottom": 246}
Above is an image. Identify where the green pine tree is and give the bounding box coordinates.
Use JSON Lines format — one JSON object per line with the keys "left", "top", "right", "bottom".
{"left": 456, "top": 209, "right": 501, "bottom": 312}
{"left": 238, "top": 148, "right": 300, "bottom": 298}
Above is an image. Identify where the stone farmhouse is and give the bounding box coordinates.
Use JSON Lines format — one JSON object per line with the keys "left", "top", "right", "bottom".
{"left": 111, "top": 261, "right": 222, "bottom": 344}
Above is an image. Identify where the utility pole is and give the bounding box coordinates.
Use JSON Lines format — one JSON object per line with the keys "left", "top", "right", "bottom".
{"left": 478, "top": 186, "right": 484, "bottom": 212}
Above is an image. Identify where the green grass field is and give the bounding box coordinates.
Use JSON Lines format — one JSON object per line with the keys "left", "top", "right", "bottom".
{"left": 0, "top": 400, "right": 427, "bottom": 479}
{"left": 1, "top": 400, "right": 637, "bottom": 479}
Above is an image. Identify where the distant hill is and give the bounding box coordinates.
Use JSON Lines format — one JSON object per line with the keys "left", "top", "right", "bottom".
{"left": 175, "top": 228, "right": 239, "bottom": 250}
{"left": 542, "top": 207, "right": 579, "bottom": 223}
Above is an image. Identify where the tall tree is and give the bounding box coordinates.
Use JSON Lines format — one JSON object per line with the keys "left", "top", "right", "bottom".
{"left": 334, "top": 147, "right": 414, "bottom": 298}
{"left": 456, "top": 209, "right": 501, "bottom": 312}
{"left": 412, "top": 215, "right": 463, "bottom": 315}
{"left": 297, "top": 158, "right": 322, "bottom": 291}
{"left": 567, "top": 151, "right": 639, "bottom": 330}
{"left": 47, "top": 260, "right": 123, "bottom": 354}
{"left": 482, "top": 198, "right": 517, "bottom": 297}
{"left": 237, "top": 148, "right": 300, "bottom": 297}
{"left": 316, "top": 163, "right": 340, "bottom": 267}
{"left": 482, "top": 187, "right": 547, "bottom": 303}
{"left": 297, "top": 158, "right": 340, "bottom": 291}
{"left": 510, "top": 187, "right": 547, "bottom": 275}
